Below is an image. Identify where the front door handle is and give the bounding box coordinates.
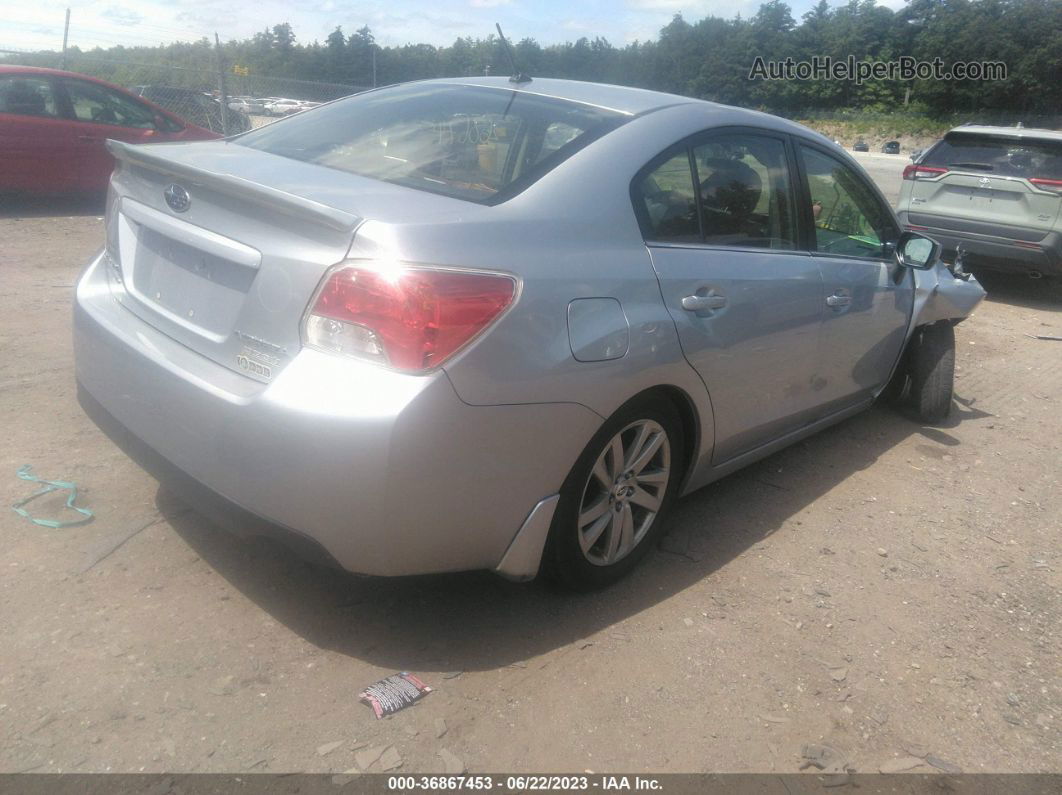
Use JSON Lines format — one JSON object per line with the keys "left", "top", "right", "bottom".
{"left": 826, "top": 291, "right": 852, "bottom": 308}
{"left": 681, "top": 292, "right": 727, "bottom": 312}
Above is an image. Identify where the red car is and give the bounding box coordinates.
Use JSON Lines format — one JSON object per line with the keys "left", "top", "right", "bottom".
{"left": 0, "top": 65, "right": 219, "bottom": 196}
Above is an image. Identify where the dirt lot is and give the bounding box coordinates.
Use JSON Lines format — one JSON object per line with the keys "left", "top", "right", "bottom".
{"left": 1, "top": 193, "right": 1060, "bottom": 776}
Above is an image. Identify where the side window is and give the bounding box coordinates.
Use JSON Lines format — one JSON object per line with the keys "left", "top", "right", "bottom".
{"left": 0, "top": 76, "right": 59, "bottom": 118}
{"left": 62, "top": 80, "right": 156, "bottom": 129}
{"left": 692, "top": 134, "right": 795, "bottom": 249}
{"left": 633, "top": 152, "right": 700, "bottom": 242}
{"left": 800, "top": 145, "right": 896, "bottom": 258}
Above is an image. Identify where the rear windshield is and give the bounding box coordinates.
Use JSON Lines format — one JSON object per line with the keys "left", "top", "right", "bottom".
{"left": 923, "top": 133, "right": 1062, "bottom": 179}
{"left": 236, "top": 83, "right": 628, "bottom": 204}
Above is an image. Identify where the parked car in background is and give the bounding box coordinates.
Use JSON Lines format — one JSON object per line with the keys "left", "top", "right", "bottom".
{"left": 132, "top": 86, "right": 251, "bottom": 134}
{"left": 0, "top": 65, "right": 219, "bottom": 196}
{"left": 882, "top": 140, "right": 900, "bottom": 154}
{"left": 853, "top": 139, "right": 869, "bottom": 152}
{"left": 228, "top": 96, "right": 269, "bottom": 115}
{"left": 263, "top": 98, "right": 304, "bottom": 116}
{"left": 896, "top": 125, "right": 1062, "bottom": 278}
{"left": 75, "top": 77, "right": 984, "bottom": 589}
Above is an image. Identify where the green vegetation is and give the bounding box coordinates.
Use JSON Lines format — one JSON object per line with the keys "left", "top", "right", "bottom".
{"left": 7, "top": 0, "right": 1061, "bottom": 121}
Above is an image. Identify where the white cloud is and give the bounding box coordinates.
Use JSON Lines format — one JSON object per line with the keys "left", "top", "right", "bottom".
{"left": 100, "top": 6, "right": 143, "bottom": 27}
{"left": 470, "top": 0, "right": 512, "bottom": 7}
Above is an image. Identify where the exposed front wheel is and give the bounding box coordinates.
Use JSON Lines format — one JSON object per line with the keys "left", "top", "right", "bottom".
{"left": 546, "top": 396, "right": 684, "bottom": 590}
{"left": 887, "top": 321, "right": 956, "bottom": 425}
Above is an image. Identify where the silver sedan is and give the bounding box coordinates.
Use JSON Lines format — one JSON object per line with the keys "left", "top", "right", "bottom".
{"left": 74, "top": 77, "right": 985, "bottom": 589}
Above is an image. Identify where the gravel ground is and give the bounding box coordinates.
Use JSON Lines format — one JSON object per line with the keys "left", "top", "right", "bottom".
{"left": 0, "top": 179, "right": 1060, "bottom": 776}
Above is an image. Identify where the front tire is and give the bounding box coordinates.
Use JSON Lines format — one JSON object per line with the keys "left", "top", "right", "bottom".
{"left": 887, "top": 321, "right": 955, "bottom": 424}
{"left": 545, "top": 396, "right": 684, "bottom": 590}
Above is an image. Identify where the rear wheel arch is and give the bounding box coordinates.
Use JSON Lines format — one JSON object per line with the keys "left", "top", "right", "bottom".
{"left": 638, "top": 384, "right": 700, "bottom": 489}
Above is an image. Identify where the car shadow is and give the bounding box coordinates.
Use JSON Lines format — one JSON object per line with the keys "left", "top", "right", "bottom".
{"left": 0, "top": 193, "right": 106, "bottom": 219}
{"left": 160, "top": 398, "right": 989, "bottom": 673}
{"left": 973, "top": 270, "right": 1062, "bottom": 312}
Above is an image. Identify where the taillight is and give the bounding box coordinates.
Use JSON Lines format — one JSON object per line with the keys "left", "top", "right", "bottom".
{"left": 1030, "top": 177, "right": 1062, "bottom": 195}
{"left": 902, "top": 164, "right": 948, "bottom": 181}
{"left": 304, "top": 263, "right": 516, "bottom": 373}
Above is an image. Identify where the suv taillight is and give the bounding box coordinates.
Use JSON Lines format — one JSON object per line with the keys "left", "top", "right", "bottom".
{"left": 1030, "top": 177, "right": 1062, "bottom": 195}
{"left": 304, "top": 263, "right": 516, "bottom": 373}
{"left": 902, "top": 164, "right": 948, "bottom": 181}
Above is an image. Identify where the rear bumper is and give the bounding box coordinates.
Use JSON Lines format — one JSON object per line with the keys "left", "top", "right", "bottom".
{"left": 898, "top": 211, "right": 1062, "bottom": 276}
{"left": 74, "top": 252, "right": 599, "bottom": 577}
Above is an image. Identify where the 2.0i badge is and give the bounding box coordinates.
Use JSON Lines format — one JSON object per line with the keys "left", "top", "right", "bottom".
{"left": 236, "top": 351, "right": 273, "bottom": 380}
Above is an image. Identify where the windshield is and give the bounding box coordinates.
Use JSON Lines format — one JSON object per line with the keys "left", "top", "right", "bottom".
{"left": 236, "top": 83, "right": 627, "bottom": 203}
{"left": 923, "top": 133, "right": 1062, "bottom": 179}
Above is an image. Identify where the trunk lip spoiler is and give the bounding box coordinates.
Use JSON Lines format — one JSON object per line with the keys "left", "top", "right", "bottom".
{"left": 106, "top": 139, "right": 362, "bottom": 233}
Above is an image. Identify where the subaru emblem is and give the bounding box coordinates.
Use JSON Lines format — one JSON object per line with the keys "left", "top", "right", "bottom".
{"left": 164, "top": 183, "right": 191, "bottom": 213}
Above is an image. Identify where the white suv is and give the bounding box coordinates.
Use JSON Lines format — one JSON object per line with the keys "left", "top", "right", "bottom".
{"left": 896, "top": 126, "right": 1062, "bottom": 279}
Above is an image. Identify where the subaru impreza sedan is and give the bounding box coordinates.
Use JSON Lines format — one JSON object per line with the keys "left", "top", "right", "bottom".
{"left": 74, "top": 77, "right": 984, "bottom": 589}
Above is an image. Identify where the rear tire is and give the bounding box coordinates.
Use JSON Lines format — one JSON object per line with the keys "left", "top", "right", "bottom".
{"left": 890, "top": 321, "right": 955, "bottom": 424}
{"left": 545, "top": 396, "right": 684, "bottom": 591}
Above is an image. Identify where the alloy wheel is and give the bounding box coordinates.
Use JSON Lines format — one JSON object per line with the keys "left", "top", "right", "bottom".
{"left": 577, "top": 419, "right": 671, "bottom": 566}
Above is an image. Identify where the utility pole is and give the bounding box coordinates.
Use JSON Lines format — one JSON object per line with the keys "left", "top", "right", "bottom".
{"left": 214, "top": 33, "right": 230, "bottom": 136}
{"left": 60, "top": 8, "right": 70, "bottom": 69}
{"left": 372, "top": 46, "right": 377, "bottom": 88}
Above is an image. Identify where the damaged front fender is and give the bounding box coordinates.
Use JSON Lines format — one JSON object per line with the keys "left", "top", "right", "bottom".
{"left": 907, "top": 260, "right": 986, "bottom": 341}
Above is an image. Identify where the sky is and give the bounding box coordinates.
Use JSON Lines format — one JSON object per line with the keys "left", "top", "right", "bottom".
{"left": 0, "top": 0, "right": 911, "bottom": 54}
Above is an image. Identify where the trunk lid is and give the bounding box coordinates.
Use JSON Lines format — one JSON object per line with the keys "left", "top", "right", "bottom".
{"left": 104, "top": 139, "right": 473, "bottom": 382}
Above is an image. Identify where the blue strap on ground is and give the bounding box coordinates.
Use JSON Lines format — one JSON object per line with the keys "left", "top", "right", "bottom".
{"left": 11, "top": 465, "right": 94, "bottom": 528}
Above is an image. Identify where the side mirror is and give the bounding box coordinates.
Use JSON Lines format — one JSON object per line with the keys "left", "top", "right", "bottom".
{"left": 895, "top": 231, "right": 940, "bottom": 270}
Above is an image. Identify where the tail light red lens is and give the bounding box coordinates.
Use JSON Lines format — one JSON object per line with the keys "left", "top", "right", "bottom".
{"left": 1030, "top": 177, "right": 1062, "bottom": 195}
{"left": 305, "top": 264, "right": 516, "bottom": 372}
{"left": 902, "top": 164, "right": 948, "bottom": 181}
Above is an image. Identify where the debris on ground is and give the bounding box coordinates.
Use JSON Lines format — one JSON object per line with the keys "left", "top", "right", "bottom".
{"left": 758, "top": 713, "right": 789, "bottom": 724}
{"left": 379, "top": 746, "right": 403, "bottom": 771}
{"left": 316, "top": 740, "right": 343, "bottom": 756}
{"left": 800, "top": 742, "right": 850, "bottom": 784}
{"left": 359, "top": 673, "right": 432, "bottom": 719}
{"left": 434, "top": 718, "right": 448, "bottom": 739}
{"left": 12, "top": 465, "right": 94, "bottom": 528}
{"left": 924, "top": 754, "right": 963, "bottom": 774}
{"left": 878, "top": 755, "right": 925, "bottom": 773}
{"left": 354, "top": 745, "right": 387, "bottom": 771}
{"left": 438, "top": 748, "right": 465, "bottom": 774}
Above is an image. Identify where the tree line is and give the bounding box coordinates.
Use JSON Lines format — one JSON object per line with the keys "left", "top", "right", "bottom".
{"left": 11, "top": 0, "right": 1062, "bottom": 117}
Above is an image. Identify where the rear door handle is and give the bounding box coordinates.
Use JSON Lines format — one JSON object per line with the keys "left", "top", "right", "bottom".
{"left": 681, "top": 292, "right": 727, "bottom": 312}
{"left": 826, "top": 292, "right": 851, "bottom": 308}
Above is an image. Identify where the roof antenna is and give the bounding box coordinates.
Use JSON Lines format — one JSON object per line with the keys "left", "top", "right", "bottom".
{"left": 495, "top": 23, "right": 531, "bottom": 84}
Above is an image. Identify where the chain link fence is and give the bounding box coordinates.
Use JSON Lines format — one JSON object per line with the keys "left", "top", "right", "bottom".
{"left": 0, "top": 47, "right": 367, "bottom": 135}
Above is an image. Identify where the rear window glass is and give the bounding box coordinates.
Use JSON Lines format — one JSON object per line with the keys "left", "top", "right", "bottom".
{"left": 236, "top": 83, "right": 627, "bottom": 203}
{"left": 923, "top": 133, "right": 1062, "bottom": 179}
